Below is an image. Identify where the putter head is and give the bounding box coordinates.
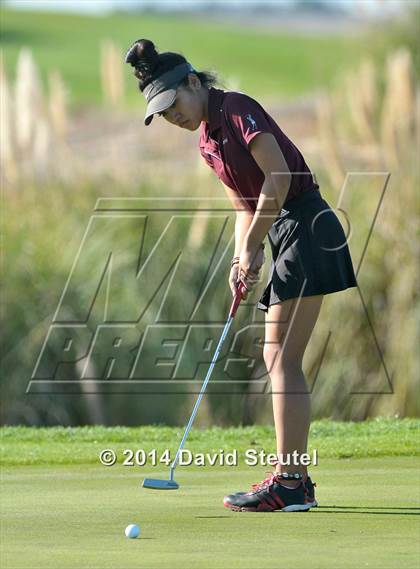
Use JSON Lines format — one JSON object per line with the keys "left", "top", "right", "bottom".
{"left": 142, "top": 477, "right": 179, "bottom": 490}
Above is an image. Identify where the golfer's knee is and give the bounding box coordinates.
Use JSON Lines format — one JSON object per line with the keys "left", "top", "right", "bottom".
{"left": 263, "top": 343, "right": 302, "bottom": 374}
{"left": 263, "top": 343, "right": 278, "bottom": 369}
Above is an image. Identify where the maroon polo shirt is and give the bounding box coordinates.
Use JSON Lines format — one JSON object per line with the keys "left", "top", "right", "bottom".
{"left": 199, "top": 87, "right": 319, "bottom": 213}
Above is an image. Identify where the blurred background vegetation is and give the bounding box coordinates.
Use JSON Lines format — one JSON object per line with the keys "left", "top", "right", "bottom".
{"left": 1, "top": 1, "right": 419, "bottom": 426}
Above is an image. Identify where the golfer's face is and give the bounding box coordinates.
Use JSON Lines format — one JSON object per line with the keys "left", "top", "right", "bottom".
{"left": 159, "top": 84, "right": 201, "bottom": 130}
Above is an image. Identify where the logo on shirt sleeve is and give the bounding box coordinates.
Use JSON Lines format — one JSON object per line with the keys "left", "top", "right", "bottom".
{"left": 245, "top": 114, "right": 258, "bottom": 131}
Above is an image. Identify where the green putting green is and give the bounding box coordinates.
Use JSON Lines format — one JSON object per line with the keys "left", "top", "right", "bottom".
{"left": 1, "top": 421, "right": 419, "bottom": 568}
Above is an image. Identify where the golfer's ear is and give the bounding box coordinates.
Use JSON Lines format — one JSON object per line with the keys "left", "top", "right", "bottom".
{"left": 189, "top": 73, "right": 201, "bottom": 90}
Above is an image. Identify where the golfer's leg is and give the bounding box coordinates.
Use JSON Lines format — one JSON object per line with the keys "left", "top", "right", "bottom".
{"left": 264, "top": 295, "right": 323, "bottom": 483}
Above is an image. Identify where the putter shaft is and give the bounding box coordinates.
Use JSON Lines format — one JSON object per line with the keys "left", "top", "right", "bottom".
{"left": 170, "top": 282, "right": 245, "bottom": 474}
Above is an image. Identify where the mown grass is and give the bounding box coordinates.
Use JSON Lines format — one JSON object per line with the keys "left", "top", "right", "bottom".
{"left": 2, "top": 422, "right": 419, "bottom": 568}
{"left": 1, "top": 419, "right": 418, "bottom": 466}
{"left": 0, "top": 7, "right": 370, "bottom": 107}
{"left": 2, "top": 456, "right": 420, "bottom": 568}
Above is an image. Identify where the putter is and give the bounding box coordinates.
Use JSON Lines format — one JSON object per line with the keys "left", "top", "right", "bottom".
{"left": 143, "top": 281, "right": 246, "bottom": 490}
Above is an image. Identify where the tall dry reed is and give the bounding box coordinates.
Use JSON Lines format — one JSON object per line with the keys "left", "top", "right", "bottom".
{"left": 0, "top": 51, "right": 17, "bottom": 182}
{"left": 48, "top": 69, "right": 70, "bottom": 143}
{"left": 1, "top": 49, "right": 73, "bottom": 185}
{"left": 100, "top": 40, "right": 125, "bottom": 108}
{"left": 315, "top": 91, "right": 345, "bottom": 190}
{"left": 14, "top": 48, "right": 45, "bottom": 155}
{"left": 381, "top": 48, "right": 416, "bottom": 169}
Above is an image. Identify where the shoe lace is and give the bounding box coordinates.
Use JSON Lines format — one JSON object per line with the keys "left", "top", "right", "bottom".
{"left": 250, "top": 471, "right": 276, "bottom": 492}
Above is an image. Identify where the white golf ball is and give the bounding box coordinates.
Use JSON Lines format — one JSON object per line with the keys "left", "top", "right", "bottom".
{"left": 125, "top": 524, "right": 140, "bottom": 539}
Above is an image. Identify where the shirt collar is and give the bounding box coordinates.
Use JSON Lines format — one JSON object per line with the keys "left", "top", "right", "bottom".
{"left": 207, "top": 87, "right": 225, "bottom": 136}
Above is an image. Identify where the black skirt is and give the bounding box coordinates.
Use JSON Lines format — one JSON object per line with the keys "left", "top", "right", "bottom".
{"left": 257, "top": 189, "right": 358, "bottom": 313}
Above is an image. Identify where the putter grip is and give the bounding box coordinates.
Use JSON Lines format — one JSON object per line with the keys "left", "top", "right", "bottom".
{"left": 229, "top": 281, "right": 246, "bottom": 318}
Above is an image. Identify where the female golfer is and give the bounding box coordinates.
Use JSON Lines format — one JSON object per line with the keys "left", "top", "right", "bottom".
{"left": 125, "top": 39, "right": 357, "bottom": 512}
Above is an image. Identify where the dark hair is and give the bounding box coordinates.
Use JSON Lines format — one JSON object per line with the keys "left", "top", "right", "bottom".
{"left": 125, "top": 38, "right": 219, "bottom": 93}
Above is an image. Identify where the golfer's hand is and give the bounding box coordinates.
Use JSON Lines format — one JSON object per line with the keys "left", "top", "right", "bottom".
{"left": 238, "top": 243, "right": 265, "bottom": 300}
{"left": 250, "top": 243, "right": 265, "bottom": 274}
{"left": 229, "top": 263, "right": 240, "bottom": 298}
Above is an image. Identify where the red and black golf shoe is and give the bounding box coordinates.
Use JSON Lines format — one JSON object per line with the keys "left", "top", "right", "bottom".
{"left": 223, "top": 472, "right": 311, "bottom": 512}
{"left": 224, "top": 473, "right": 318, "bottom": 509}
{"left": 304, "top": 475, "right": 318, "bottom": 508}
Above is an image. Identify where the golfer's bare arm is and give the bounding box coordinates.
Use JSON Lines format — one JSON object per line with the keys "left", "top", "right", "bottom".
{"left": 220, "top": 182, "right": 254, "bottom": 257}
{"left": 245, "top": 133, "right": 291, "bottom": 247}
